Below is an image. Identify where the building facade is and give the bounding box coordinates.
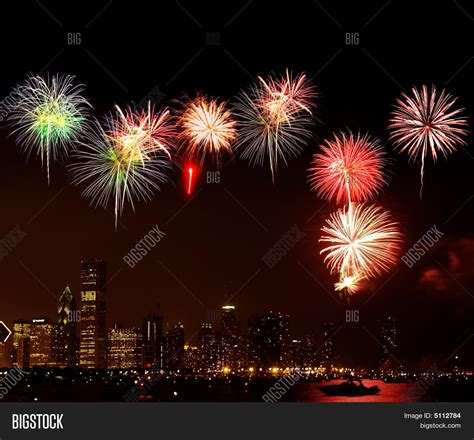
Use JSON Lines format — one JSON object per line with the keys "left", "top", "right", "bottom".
{"left": 29, "top": 318, "right": 56, "bottom": 367}
{"left": 107, "top": 324, "right": 142, "bottom": 369}
{"left": 163, "top": 323, "right": 184, "bottom": 370}
{"left": 142, "top": 313, "right": 163, "bottom": 369}
{"left": 248, "top": 312, "right": 290, "bottom": 370}
{"left": 12, "top": 320, "right": 30, "bottom": 367}
{"left": 55, "top": 285, "right": 77, "bottom": 368}
{"left": 219, "top": 305, "right": 243, "bottom": 372}
{"left": 79, "top": 259, "right": 107, "bottom": 368}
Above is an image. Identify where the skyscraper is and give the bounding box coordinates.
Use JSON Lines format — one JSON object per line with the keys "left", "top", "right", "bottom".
{"left": 219, "top": 305, "right": 242, "bottom": 371}
{"left": 12, "top": 320, "right": 30, "bottom": 367}
{"left": 29, "top": 318, "right": 56, "bottom": 367}
{"left": 321, "top": 322, "right": 335, "bottom": 370}
{"left": 142, "top": 312, "right": 163, "bottom": 369}
{"left": 182, "top": 345, "right": 199, "bottom": 371}
{"left": 79, "top": 259, "right": 107, "bottom": 369}
{"left": 248, "top": 312, "right": 290, "bottom": 370}
{"left": 17, "top": 336, "right": 30, "bottom": 369}
{"left": 107, "top": 324, "right": 142, "bottom": 369}
{"left": 55, "top": 285, "right": 77, "bottom": 368}
{"left": 197, "top": 323, "right": 219, "bottom": 372}
{"left": 378, "top": 316, "right": 398, "bottom": 371}
{"left": 291, "top": 334, "right": 318, "bottom": 369}
{"left": 163, "top": 322, "right": 184, "bottom": 370}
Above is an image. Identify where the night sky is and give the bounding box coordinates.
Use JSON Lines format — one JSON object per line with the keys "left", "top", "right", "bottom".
{"left": 0, "top": 1, "right": 473, "bottom": 371}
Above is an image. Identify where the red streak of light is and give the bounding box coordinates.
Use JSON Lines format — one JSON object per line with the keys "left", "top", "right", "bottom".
{"left": 187, "top": 166, "right": 194, "bottom": 195}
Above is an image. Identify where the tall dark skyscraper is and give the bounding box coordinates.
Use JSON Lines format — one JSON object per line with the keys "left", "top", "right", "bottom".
{"left": 291, "top": 334, "right": 318, "bottom": 368}
{"left": 55, "top": 285, "right": 77, "bottom": 368}
{"left": 248, "top": 312, "right": 290, "bottom": 370}
{"left": 142, "top": 312, "right": 163, "bottom": 369}
{"left": 378, "top": 316, "right": 398, "bottom": 371}
{"left": 219, "top": 305, "right": 242, "bottom": 371}
{"left": 321, "top": 322, "right": 336, "bottom": 370}
{"left": 164, "top": 322, "right": 184, "bottom": 370}
{"left": 79, "top": 259, "right": 107, "bottom": 369}
{"left": 197, "top": 323, "right": 219, "bottom": 372}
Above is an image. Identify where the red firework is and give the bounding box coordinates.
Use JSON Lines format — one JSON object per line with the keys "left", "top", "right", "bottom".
{"left": 388, "top": 84, "right": 469, "bottom": 196}
{"left": 307, "top": 131, "right": 387, "bottom": 204}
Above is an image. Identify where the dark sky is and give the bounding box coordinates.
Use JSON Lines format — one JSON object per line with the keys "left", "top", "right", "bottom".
{"left": 0, "top": 1, "right": 473, "bottom": 371}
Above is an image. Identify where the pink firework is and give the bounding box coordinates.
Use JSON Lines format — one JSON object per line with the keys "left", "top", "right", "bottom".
{"left": 388, "top": 85, "right": 469, "bottom": 196}
{"left": 257, "top": 70, "right": 317, "bottom": 124}
{"left": 308, "top": 131, "right": 387, "bottom": 204}
{"left": 234, "top": 70, "right": 317, "bottom": 182}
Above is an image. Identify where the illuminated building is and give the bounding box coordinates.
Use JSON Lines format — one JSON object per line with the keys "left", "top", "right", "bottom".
{"left": 107, "top": 324, "right": 142, "bottom": 369}
{"left": 12, "top": 320, "right": 30, "bottom": 367}
{"left": 183, "top": 345, "right": 199, "bottom": 371}
{"left": 163, "top": 322, "right": 184, "bottom": 370}
{"left": 197, "top": 323, "right": 219, "bottom": 372}
{"left": 79, "top": 259, "right": 107, "bottom": 369}
{"left": 301, "top": 334, "right": 318, "bottom": 368}
{"left": 378, "top": 315, "right": 397, "bottom": 371}
{"left": 29, "top": 318, "right": 56, "bottom": 367}
{"left": 290, "top": 334, "right": 318, "bottom": 368}
{"left": 219, "top": 305, "right": 243, "bottom": 371}
{"left": 55, "top": 285, "right": 77, "bottom": 368}
{"left": 142, "top": 312, "right": 163, "bottom": 369}
{"left": 321, "top": 322, "right": 335, "bottom": 369}
{"left": 248, "top": 312, "right": 290, "bottom": 369}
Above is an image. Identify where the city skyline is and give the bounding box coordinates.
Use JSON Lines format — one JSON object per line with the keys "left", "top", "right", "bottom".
{"left": 0, "top": 258, "right": 412, "bottom": 373}
{"left": 1, "top": 253, "right": 473, "bottom": 374}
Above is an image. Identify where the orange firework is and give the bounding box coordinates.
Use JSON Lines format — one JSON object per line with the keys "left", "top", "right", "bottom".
{"left": 180, "top": 96, "right": 237, "bottom": 167}
{"left": 334, "top": 273, "right": 362, "bottom": 295}
{"left": 320, "top": 204, "right": 402, "bottom": 287}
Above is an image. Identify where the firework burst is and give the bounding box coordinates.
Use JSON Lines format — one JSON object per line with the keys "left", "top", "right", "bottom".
{"left": 308, "top": 131, "right": 387, "bottom": 204}
{"left": 180, "top": 96, "right": 236, "bottom": 167}
{"left": 320, "top": 203, "right": 402, "bottom": 284}
{"left": 234, "top": 70, "right": 317, "bottom": 181}
{"left": 388, "top": 85, "right": 469, "bottom": 196}
{"left": 69, "top": 103, "right": 175, "bottom": 227}
{"left": 334, "top": 273, "right": 363, "bottom": 295}
{"left": 8, "top": 74, "right": 91, "bottom": 183}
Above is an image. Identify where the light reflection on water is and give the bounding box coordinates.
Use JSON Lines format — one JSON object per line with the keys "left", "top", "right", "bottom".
{"left": 284, "top": 379, "right": 420, "bottom": 402}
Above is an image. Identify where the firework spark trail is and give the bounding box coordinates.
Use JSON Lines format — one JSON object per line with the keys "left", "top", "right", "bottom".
{"left": 234, "top": 70, "right": 317, "bottom": 182}
{"left": 308, "top": 131, "right": 387, "bottom": 204}
{"left": 8, "top": 74, "right": 91, "bottom": 183}
{"left": 187, "top": 166, "right": 194, "bottom": 195}
{"left": 69, "top": 103, "right": 175, "bottom": 228}
{"left": 388, "top": 84, "right": 469, "bottom": 197}
{"left": 180, "top": 96, "right": 236, "bottom": 168}
{"left": 320, "top": 203, "right": 402, "bottom": 283}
